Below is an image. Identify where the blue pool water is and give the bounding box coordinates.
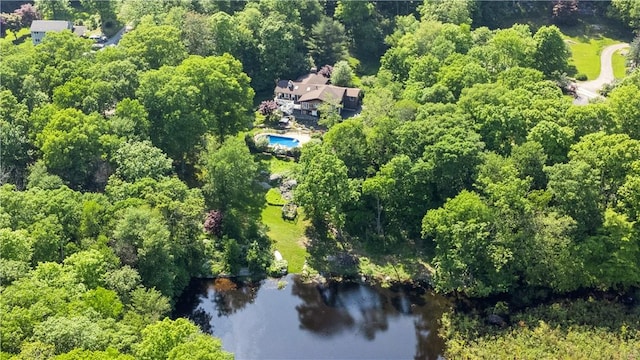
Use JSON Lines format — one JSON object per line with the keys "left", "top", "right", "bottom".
{"left": 267, "top": 135, "right": 300, "bottom": 148}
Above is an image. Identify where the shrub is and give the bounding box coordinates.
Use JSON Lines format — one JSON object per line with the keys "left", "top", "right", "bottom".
{"left": 255, "top": 136, "right": 269, "bottom": 152}
{"left": 282, "top": 203, "right": 298, "bottom": 220}
{"left": 268, "top": 259, "right": 288, "bottom": 277}
{"left": 203, "top": 210, "right": 223, "bottom": 237}
{"left": 575, "top": 73, "right": 587, "bottom": 81}
{"left": 266, "top": 188, "right": 286, "bottom": 206}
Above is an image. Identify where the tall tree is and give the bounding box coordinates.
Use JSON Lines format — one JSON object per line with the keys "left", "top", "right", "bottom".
{"left": 608, "top": 84, "right": 640, "bottom": 139}
{"left": 331, "top": 60, "right": 354, "bottom": 87}
{"left": 422, "top": 190, "right": 509, "bottom": 296}
{"left": 532, "top": 25, "right": 571, "bottom": 78}
{"left": 36, "top": 109, "right": 107, "bottom": 189}
{"left": 334, "top": 0, "right": 387, "bottom": 62}
{"left": 611, "top": 0, "right": 640, "bottom": 29}
{"left": 111, "top": 141, "right": 174, "bottom": 182}
{"left": 34, "top": 0, "right": 72, "bottom": 20}
{"left": 296, "top": 144, "right": 352, "bottom": 232}
{"left": 200, "top": 136, "right": 260, "bottom": 238}
{"left": 135, "top": 318, "right": 231, "bottom": 360}
{"left": 180, "top": 12, "right": 214, "bottom": 56}
{"left": 419, "top": 0, "right": 475, "bottom": 25}
{"left": 119, "top": 24, "right": 187, "bottom": 70}
{"left": 256, "top": 12, "right": 309, "bottom": 91}
{"left": 111, "top": 206, "right": 177, "bottom": 299}
{"left": 306, "top": 16, "right": 348, "bottom": 67}
{"left": 136, "top": 54, "right": 254, "bottom": 161}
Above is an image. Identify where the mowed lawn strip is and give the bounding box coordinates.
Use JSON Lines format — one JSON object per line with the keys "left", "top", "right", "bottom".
{"left": 261, "top": 205, "right": 309, "bottom": 273}
{"left": 612, "top": 49, "right": 627, "bottom": 79}
{"left": 258, "top": 155, "right": 306, "bottom": 273}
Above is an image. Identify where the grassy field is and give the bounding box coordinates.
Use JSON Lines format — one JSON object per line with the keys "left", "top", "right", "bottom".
{"left": 261, "top": 205, "right": 309, "bottom": 273}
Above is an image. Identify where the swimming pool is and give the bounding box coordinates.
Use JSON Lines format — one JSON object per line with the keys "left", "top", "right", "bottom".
{"left": 267, "top": 135, "right": 300, "bottom": 148}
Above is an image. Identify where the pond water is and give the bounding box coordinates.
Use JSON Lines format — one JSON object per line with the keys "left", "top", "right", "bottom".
{"left": 175, "top": 275, "right": 450, "bottom": 360}
{"left": 267, "top": 134, "right": 300, "bottom": 148}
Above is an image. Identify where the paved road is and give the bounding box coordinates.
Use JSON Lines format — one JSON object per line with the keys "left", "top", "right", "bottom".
{"left": 574, "top": 43, "right": 629, "bottom": 104}
{"left": 104, "top": 26, "right": 127, "bottom": 46}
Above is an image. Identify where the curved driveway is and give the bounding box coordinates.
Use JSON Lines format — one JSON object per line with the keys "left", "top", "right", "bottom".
{"left": 574, "top": 43, "right": 629, "bottom": 102}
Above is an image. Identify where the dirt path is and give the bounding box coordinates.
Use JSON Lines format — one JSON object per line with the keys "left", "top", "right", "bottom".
{"left": 574, "top": 43, "right": 629, "bottom": 103}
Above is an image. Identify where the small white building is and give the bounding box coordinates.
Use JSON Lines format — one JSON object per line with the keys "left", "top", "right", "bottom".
{"left": 30, "top": 20, "right": 73, "bottom": 45}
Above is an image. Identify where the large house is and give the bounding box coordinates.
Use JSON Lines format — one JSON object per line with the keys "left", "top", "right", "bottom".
{"left": 30, "top": 20, "right": 85, "bottom": 45}
{"left": 274, "top": 70, "right": 362, "bottom": 117}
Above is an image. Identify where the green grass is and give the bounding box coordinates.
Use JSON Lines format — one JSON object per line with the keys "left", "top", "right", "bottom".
{"left": 263, "top": 156, "right": 298, "bottom": 176}
{"left": 261, "top": 205, "right": 309, "bottom": 273}
{"left": 565, "top": 36, "right": 620, "bottom": 80}
{"left": 562, "top": 22, "right": 631, "bottom": 80}
{"left": 612, "top": 49, "right": 628, "bottom": 79}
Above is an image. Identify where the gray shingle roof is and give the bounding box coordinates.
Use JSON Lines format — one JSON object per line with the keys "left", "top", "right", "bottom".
{"left": 30, "top": 20, "right": 71, "bottom": 32}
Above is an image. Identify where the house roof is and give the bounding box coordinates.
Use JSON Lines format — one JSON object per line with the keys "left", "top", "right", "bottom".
{"left": 30, "top": 20, "right": 72, "bottom": 32}
{"left": 298, "top": 85, "right": 346, "bottom": 103}
{"left": 275, "top": 72, "right": 361, "bottom": 104}
{"left": 346, "top": 88, "right": 361, "bottom": 98}
{"left": 73, "top": 26, "right": 87, "bottom": 36}
{"left": 297, "top": 73, "right": 330, "bottom": 85}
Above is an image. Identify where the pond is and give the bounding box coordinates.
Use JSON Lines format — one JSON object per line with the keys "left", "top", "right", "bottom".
{"left": 175, "top": 275, "right": 450, "bottom": 360}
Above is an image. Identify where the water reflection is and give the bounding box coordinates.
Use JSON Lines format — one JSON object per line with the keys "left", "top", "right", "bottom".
{"left": 211, "top": 278, "right": 260, "bottom": 317}
{"left": 175, "top": 275, "right": 449, "bottom": 360}
{"left": 292, "top": 278, "right": 390, "bottom": 340}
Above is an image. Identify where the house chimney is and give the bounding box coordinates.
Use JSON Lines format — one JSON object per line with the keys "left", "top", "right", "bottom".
{"left": 310, "top": 66, "right": 317, "bottom": 74}
{"left": 288, "top": 80, "right": 294, "bottom": 90}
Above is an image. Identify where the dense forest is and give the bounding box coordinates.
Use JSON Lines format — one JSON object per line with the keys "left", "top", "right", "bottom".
{"left": 1, "top": 0, "right": 640, "bottom": 358}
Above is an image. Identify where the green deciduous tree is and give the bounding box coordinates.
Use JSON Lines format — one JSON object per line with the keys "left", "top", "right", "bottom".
{"left": 36, "top": 109, "right": 107, "bottom": 189}
{"left": 510, "top": 141, "right": 548, "bottom": 190}
{"left": 296, "top": 144, "right": 352, "bottom": 232}
{"left": 256, "top": 13, "right": 309, "bottom": 91}
{"left": 137, "top": 54, "right": 253, "bottom": 162}
{"left": 111, "top": 206, "right": 176, "bottom": 299}
{"left": 0, "top": 90, "right": 31, "bottom": 184}
{"left": 112, "top": 141, "right": 173, "bottom": 182}
{"left": 31, "top": 315, "right": 104, "bottom": 354}
{"left": 611, "top": 0, "right": 640, "bottom": 29}
{"left": 546, "top": 160, "right": 603, "bottom": 235}
{"left": 167, "top": 334, "right": 232, "bottom": 360}
{"left": 422, "top": 190, "right": 506, "bottom": 296}
{"left": 419, "top": 0, "right": 474, "bottom": 25}
{"left": 119, "top": 24, "right": 187, "bottom": 70}
{"left": 568, "top": 132, "right": 640, "bottom": 206}
{"left": 331, "top": 60, "right": 354, "bottom": 87}
{"left": 63, "top": 249, "right": 117, "bottom": 290}
{"left": 135, "top": 318, "right": 220, "bottom": 360}
{"left": 323, "top": 119, "right": 369, "bottom": 178}
{"left": 423, "top": 126, "right": 485, "bottom": 204}
{"left": 200, "top": 136, "right": 260, "bottom": 238}
{"left": 335, "top": 0, "right": 387, "bottom": 62}
{"left": 527, "top": 120, "right": 575, "bottom": 165}
{"left": 532, "top": 25, "right": 571, "bottom": 78}
{"left": 608, "top": 84, "right": 640, "bottom": 139}
{"left": 34, "top": 0, "right": 72, "bottom": 20}
{"left": 562, "top": 103, "right": 616, "bottom": 140}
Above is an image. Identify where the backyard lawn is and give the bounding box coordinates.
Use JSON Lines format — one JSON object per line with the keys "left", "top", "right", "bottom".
{"left": 258, "top": 155, "right": 307, "bottom": 273}
{"left": 261, "top": 205, "right": 309, "bottom": 273}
